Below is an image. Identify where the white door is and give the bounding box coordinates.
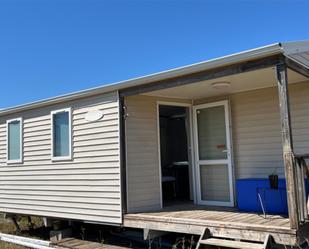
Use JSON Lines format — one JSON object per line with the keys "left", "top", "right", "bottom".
{"left": 193, "top": 100, "right": 234, "bottom": 206}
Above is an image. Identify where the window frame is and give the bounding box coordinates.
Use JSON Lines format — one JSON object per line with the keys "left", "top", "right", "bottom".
{"left": 6, "top": 117, "right": 23, "bottom": 164}
{"left": 51, "top": 108, "right": 72, "bottom": 161}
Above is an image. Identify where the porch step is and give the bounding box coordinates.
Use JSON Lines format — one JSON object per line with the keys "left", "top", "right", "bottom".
{"left": 199, "top": 238, "right": 264, "bottom": 249}
{"left": 196, "top": 228, "right": 273, "bottom": 249}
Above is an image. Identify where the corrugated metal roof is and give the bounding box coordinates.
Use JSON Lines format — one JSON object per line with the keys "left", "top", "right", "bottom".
{"left": 281, "top": 40, "right": 309, "bottom": 69}
{"left": 287, "top": 51, "right": 309, "bottom": 69}
{"left": 1, "top": 40, "right": 309, "bottom": 116}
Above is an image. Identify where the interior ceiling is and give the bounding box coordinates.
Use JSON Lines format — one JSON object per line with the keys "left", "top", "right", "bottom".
{"left": 142, "top": 67, "right": 307, "bottom": 100}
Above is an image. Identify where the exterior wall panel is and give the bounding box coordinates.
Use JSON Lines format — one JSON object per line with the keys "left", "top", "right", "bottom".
{"left": 0, "top": 92, "right": 122, "bottom": 224}
{"left": 125, "top": 95, "right": 191, "bottom": 212}
{"left": 125, "top": 82, "right": 309, "bottom": 212}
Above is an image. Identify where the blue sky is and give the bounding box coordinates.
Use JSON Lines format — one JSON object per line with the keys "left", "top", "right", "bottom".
{"left": 1, "top": 0, "right": 309, "bottom": 108}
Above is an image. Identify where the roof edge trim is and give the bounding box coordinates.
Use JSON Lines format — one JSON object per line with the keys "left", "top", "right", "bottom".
{"left": 0, "top": 43, "right": 284, "bottom": 116}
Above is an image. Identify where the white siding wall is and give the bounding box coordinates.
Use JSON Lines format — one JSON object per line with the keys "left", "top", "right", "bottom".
{"left": 125, "top": 95, "right": 191, "bottom": 212}
{"left": 0, "top": 92, "right": 122, "bottom": 224}
{"left": 231, "top": 81, "right": 309, "bottom": 179}
{"left": 230, "top": 87, "right": 283, "bottom": 178}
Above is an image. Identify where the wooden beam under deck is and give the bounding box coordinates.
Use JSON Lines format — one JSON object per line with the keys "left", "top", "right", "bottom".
{"left": 122, "top": 205, "right": 307, "bottom": 246}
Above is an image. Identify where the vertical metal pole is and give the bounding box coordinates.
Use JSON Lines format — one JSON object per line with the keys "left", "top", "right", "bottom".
{"left": 276, "top": 63, "right": 299, "bottom": 229}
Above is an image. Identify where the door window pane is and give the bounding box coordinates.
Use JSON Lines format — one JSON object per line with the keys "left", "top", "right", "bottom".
{"left": 53, "top": 111, "right": 70, "bottom": 157}
{"left": 196, "top": 106, "right": 227, "bottom": 160}
{"left": 8, "top": 120, "right": 21, "bottom": 161}
{"left": 200, "top": 164, "right": 230, "bottom": 202}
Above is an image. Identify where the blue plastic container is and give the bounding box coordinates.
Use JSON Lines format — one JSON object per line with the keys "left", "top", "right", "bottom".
{"left": 236, "top": 178, "right": 309, "bottom": 215}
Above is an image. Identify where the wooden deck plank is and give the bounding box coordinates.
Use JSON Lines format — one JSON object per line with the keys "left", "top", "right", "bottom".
{"left": 134, "top": 208, "right": 289, "bottom": 228}
{"left": 54, "top": 238, "right": 130, "bottom": 249}
{"left": 200, "top": 238, "right": 264, "bottom": 249}
{"left": 212, "top": 211, "right": 249, "bottom": 221}
{"left": 123, "top": 204, "right": 299, "bottom": 245}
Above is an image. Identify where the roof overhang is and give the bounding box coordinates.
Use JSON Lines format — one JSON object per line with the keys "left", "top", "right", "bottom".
{"left": 1, "top": 41, "right": 309, "bottom": 116}
{"left": 142, "top": 67, "right": 307, "bottom": 100}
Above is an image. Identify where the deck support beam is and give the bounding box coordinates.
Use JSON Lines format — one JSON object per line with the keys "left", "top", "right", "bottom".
{"left": 276, "top": 63, "right": 299, "bottom": 230}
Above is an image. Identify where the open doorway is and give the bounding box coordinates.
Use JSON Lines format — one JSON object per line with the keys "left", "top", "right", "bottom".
{"left": 158, "top": 104, "right": 192, "bottom": 207}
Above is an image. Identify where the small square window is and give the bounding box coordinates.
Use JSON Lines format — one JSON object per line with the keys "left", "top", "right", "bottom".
{"left": 7, "top": 118, "right": 23, "bottom": 163}
{"left": 51, "top": 108, "right": 72, "bottom": 160}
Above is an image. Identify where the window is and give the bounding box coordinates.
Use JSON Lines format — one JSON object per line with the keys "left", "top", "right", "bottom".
{"left": 51, "top": 108, "right": 72, "bottom": 160}
{"left": 7, "top": 118, "right": 22, "bottom": 163}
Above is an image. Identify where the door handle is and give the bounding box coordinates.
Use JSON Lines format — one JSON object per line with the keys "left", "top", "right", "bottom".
{"left": 222, "top": 150, "right": 231, "bottom": 158}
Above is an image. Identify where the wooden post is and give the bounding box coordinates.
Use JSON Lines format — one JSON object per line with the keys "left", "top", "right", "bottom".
{"left": 276, "top": 63, "right": 299, "bottom": 229}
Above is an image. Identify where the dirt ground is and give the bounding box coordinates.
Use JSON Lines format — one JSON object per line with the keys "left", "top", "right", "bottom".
{"left": 0, "top": 218, "right": 25, "bottom": 249}
{"left": 0, "top": 214, "right": 44, "bottom": 249}
{"left": 0, "top": 214, "right": 198, "bottom": 249}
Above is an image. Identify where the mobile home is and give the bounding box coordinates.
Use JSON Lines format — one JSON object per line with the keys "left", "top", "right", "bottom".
{"left": 1, "top": 41, "right": 309, "bottom": 248}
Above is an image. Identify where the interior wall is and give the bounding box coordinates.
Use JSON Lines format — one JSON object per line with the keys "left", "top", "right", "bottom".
{"left": 159, "top": 107, "right": 188, "bottom": 167}
{"left": 124, "top": 95, "right": 191, "bottom": 213}
{"left": 159, "top": 106, "right": 190, "bottom": 201}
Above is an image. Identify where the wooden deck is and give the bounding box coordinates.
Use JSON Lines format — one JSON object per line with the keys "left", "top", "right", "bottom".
{"left": 52, "top": 238, "right": 131, "bottom": 249}
{"left": 123, "top": 204, "right": 308, "bottom": 246}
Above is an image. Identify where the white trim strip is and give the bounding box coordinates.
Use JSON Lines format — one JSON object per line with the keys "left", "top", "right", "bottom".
{"left": 0, "top": 232, "right": 52, "bottom": 249}
{"left": 51, "top": 107, "right": 72, "bottom": 161}
{"left": 193, "top": 100, "right": 234, "bottom": 207}
{"left": 6, "top": 117, "right": 23, "bottom": 164}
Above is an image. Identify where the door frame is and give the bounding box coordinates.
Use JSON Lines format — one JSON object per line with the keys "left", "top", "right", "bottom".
{"left": 156, "top": 101, "right": 196, "bottom": 208}
{"left": 192, "top": 100, "right": 235, "bottom": 207}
